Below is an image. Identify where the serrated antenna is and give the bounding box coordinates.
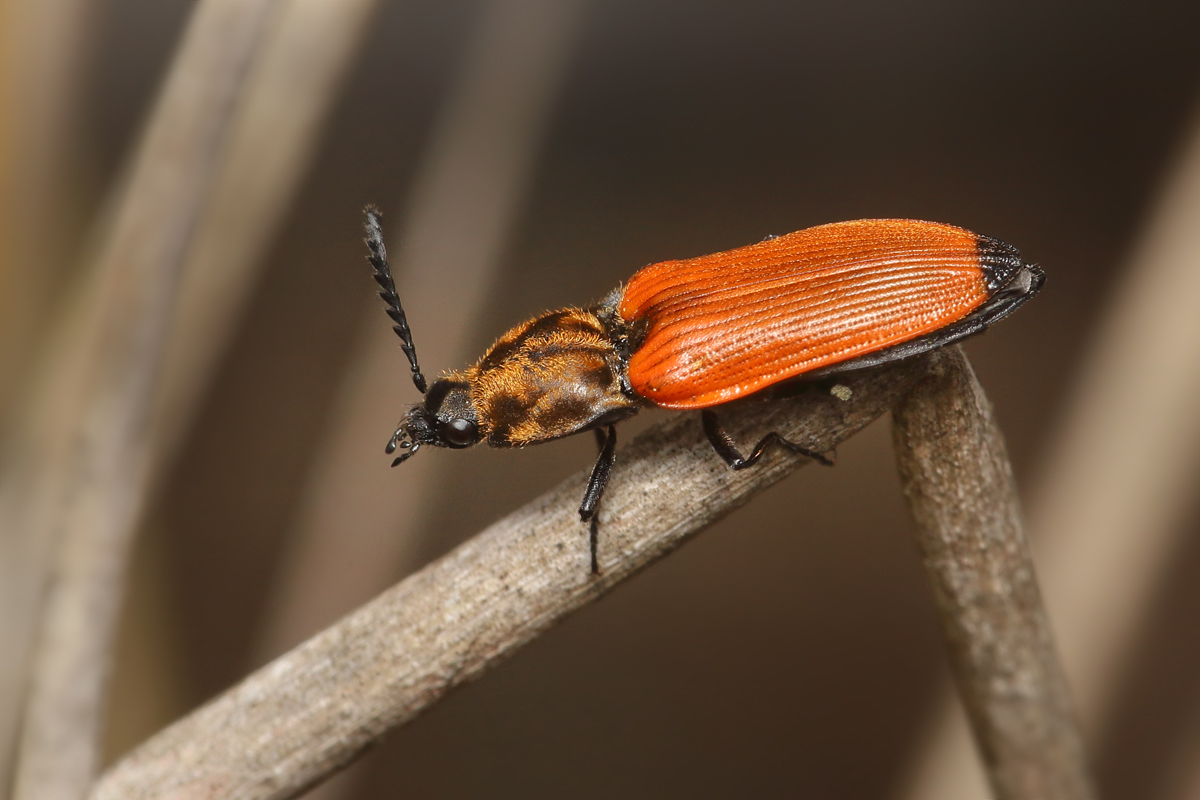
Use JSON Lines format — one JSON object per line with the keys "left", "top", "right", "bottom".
{"left": 364, "top": 206, "right": 427, "bottom": 394}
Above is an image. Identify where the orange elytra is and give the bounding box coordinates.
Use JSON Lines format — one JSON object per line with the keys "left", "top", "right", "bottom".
{"left": 364, "top": 210, "right": 1043, "bottom": 572}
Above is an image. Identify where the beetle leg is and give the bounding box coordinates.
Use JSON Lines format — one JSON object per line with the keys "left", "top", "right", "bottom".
{"left": 701, "top": 409, "right": 833, "bottom": 470}
{"left": 579, "top": 425, "right": 617, "bottom": 574}
{"left": 586, "top": 428, "right": 606, "bottom": 574}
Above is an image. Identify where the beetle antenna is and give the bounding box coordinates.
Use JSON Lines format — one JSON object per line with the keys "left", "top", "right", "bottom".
{"left": 364, "top": 206, "right": 427, "bottom": 394}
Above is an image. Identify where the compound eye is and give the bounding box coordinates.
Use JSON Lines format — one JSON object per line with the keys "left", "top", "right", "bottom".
{"left": 440, "top": 418, "right": 478, "bottom": 448}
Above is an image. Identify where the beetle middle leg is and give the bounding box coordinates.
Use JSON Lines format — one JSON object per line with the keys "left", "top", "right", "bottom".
{"left": 578, "top": 425, "right": 617, "bottom": 574}
{"left": 701, "top": 409, "right": 834, "bottom": 470}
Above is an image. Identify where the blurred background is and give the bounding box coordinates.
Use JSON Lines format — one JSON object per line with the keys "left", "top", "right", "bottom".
{"left": 3, "top": 0, "right": 1200, "bottom": 798}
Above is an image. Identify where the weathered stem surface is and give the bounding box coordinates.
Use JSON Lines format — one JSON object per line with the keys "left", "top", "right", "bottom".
{"left": 92, "top": 358, "right": 927, "bottom": 800}
{"left": 891, "top": 347, "right": 1095, "bottom": 800}
{"left": 899, "top": 103, "right": 1200, "bottom": 800}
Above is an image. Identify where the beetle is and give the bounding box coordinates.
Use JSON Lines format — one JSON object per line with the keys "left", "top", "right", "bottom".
{"left": 363, "top": 208, "right": 1043, "bottom": 572}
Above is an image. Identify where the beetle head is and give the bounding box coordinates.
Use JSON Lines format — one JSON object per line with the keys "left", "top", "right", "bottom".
{"left": 386, "top": 378, "right": 482, "bottom": 465}
{"left": 365, "top": 208, "right": 482, "bottom": 464}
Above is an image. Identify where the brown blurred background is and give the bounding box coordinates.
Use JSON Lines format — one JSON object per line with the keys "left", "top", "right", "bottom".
{"left": 6, "top": 0, "right": 1200, "bottom": 797}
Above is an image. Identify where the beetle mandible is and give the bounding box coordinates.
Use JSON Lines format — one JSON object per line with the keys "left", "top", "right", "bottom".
{"left": 363, "top": 208, "right": 1043, "bottom": 573}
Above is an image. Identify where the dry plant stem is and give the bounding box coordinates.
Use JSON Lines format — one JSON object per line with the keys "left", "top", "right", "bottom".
{"left": 891, "top": 348, "right": 1094, "bottom": 800}
{"left": 11, "top": 2, "right": 287, "bottom": 799}
{"left": 897, "top": 104, "right": 1200, "bottom": 800}
{"left": 92, "top": 358, "right": 926, "bottom": 800}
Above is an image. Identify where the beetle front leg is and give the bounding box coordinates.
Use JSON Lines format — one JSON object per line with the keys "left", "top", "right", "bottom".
{"left": 701, "top": 409, "right": 834, "bottom": 469}
{"left": 578, "top": 425, "right": 617, "bottom": 574}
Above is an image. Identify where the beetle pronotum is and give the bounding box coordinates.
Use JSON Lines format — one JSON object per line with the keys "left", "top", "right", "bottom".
{"left": 363, "top": 208, "right": 1043, "bottom": 573}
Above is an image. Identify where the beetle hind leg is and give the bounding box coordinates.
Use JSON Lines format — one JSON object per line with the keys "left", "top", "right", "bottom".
{"left": 578, "top": 425, "right": 617, "bottom": 574}
{"left": 701, "top": 409, "right": 834, "bottom": 470}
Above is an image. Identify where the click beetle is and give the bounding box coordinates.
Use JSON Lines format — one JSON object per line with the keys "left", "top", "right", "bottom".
{"left": 363, "top": 209, "right": 1042, "bottom": 572}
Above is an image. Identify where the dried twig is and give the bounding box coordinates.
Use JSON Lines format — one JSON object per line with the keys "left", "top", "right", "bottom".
{"left": 92, "top": 357, "right": 927, "bottom": 800}
{"left": 892, "top": 347, "right": 1094, "bottom": 800}
{"left": 10, "top": 2, "right": 288, "bottom": 799}
{"left": 897, "top": 106, "right": 1200, "bottom": 800}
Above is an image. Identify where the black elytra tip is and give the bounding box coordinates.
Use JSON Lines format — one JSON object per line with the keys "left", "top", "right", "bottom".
{"left": 975, "top": 234, "right": 1024, "bottom": 293}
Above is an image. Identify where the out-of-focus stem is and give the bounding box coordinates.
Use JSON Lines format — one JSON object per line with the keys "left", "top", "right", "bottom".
{"left": 0, "top": 2, "right": 94, "bottom": 788}
{"left": 0, "top": 0, "right": 93, "bottom": 421}
{"left": 153, "top": 0, "right": 385, "bottom": 466}
{"left": 9, "top": 2, "right": 287, "bottom": 799}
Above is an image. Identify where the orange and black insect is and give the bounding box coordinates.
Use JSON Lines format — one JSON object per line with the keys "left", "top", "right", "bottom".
{"left": 364, "top": 209, "right": 1043, "bottom": 572}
